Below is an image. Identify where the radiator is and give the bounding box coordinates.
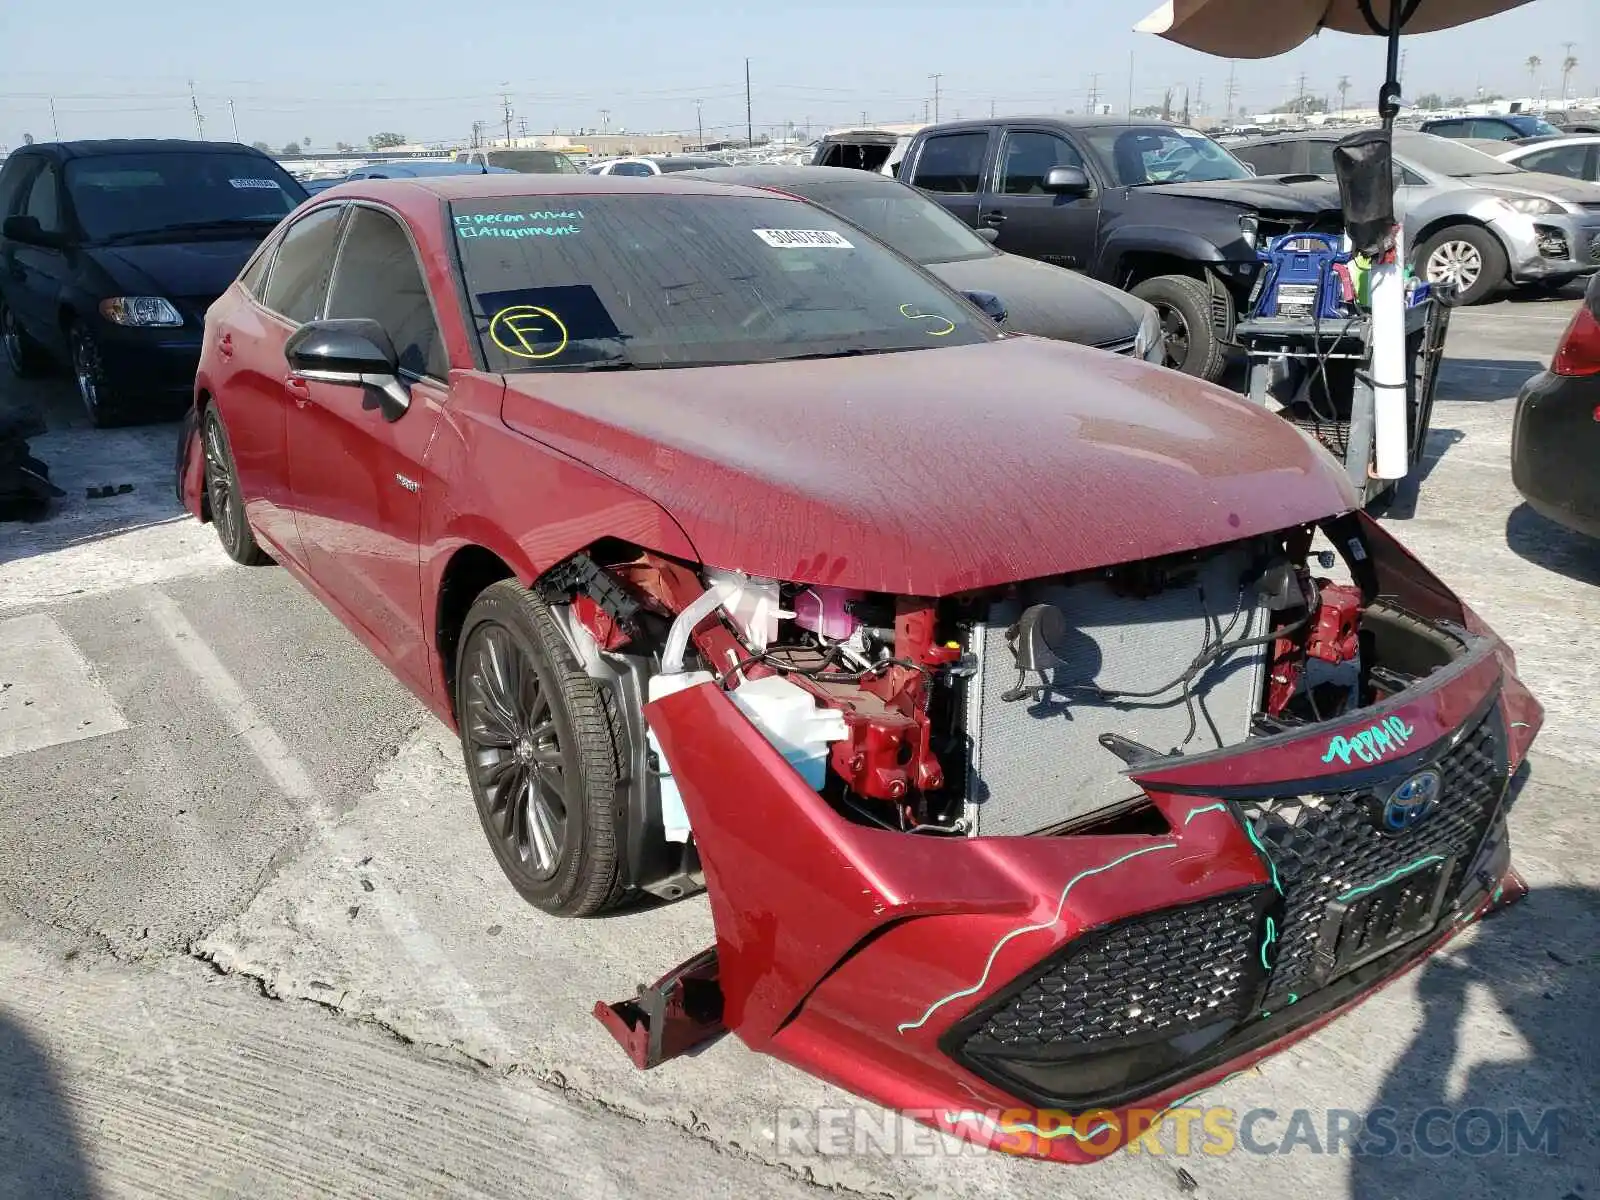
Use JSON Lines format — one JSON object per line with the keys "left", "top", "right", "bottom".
{"left": 963, "top": 545, "right": 1269, "bottom": 837}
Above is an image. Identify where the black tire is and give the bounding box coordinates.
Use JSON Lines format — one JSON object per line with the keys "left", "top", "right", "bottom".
{"left": 1130, "top": 274, "right": 1227, "bottom": 382}
{"left": 0, "top": 294, "right": 50, "bottom": 378}
{"left": 68, "top": 320, "right": 134, "bottom": 428}
{"left": 201, "top": 406, "right": 270, "bottom": 566}
{"left": 455, "top": 580, "right": 629, "bottom": 917}
{"left": 1414, "top": 225, "right": 1507, "bottom": 306}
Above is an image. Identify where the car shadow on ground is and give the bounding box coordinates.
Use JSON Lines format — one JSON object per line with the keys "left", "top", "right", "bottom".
{"left": 1435, "top": 358, "right": 1545, "bottom": 403}
{"left": 1347, "top": 870, "right": 1599, "bottom": 1199}
{"left": 0, "top": 1007, "right": 96, "bottom": 1199}
{"left": 0, "top": 382, "right": 186, "bottom": 568}
{"left": 1366, "top": 425, "right": 1465, "bottom": 521}
{"left": 1504, "top": 504, "right": 1600, "bottom": 586}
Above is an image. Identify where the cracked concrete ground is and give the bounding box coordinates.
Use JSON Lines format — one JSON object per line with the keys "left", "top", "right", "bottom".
{"left": 1, "top": 295, "right": 1596, "bottom": 1199}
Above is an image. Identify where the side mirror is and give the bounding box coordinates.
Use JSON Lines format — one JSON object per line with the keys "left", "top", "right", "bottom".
{"left": 962, "top": 289, "right": 1008, "bottom": 324}
{"left": 2, "top": 214, "right": 63, "bottom": 248}
{"left": 1042, "top": 166, "right": 1091, "bottom": 195}
{"left": 975, "top": 226, "right": 1000, "bottom": 244}
{"left": 285, "top": 318, "right": 411, "bottom": 421}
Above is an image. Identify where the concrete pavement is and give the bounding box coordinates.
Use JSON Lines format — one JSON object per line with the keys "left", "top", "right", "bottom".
{"left": 1, "top": 299, "right": 1596, "bottom": 1198}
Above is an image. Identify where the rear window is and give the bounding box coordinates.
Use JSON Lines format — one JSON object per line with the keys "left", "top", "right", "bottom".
{"left": 64, "top": 151, "right": 306, "bottom": 242}
{"left": 450, "top": 192, "right": 995, "bottom": 371}
{"left": 485, "top": 150, "right": 581, "bottom": 174}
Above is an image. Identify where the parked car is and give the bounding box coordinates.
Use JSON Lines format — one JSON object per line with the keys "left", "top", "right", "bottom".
{"left": 892, "top": 116, "right": 1345, "bottom": 380}
{"left": 176, "top": 172, "right": 1541, "bottom": 1164}
{"left": 1512, "top": 270, "right": 1600, "bottom": 538}
{"left": 0, "top": 139, "right": 307, "bottom": 425}
{"left": 453, "top": 148, "right": 580, "bottom": 174}
{"left": 586, "top": 155, "right": 729, "bottom": 176}
{"left": 677, "top": 163, "right": 1163, "bottom": 359}
{"left": 1495, "top": 135, "right": 1600, "bottom": 183}
{"left": 307, "top": 161, "right": 519, "bottom": 194}
{"left": 1231, "top": 129, "right": 1600, "bottom": 304}
{"left": 810, "top": 124, "right": 928, "bottom": 173}
{"left": 1419, "top": 113, "right": 1565, "bottom": 141}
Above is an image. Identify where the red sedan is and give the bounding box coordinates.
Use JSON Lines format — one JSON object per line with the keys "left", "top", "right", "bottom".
{"left": 178, "top": 174, "right": 1540, "bottom": 1162}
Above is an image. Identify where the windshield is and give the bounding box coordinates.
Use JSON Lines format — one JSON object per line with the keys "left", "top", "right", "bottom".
{"left": 451, "top": 193, "right": 995, "bottom": 371}
{"left": 1397, "top": 133, "right": 1522, "bottom": 176}
{"left": 794, "top": 181, "right": 994, "bottom": 265}
{"left": 1511, "top": 115, "right": 1564, "bottom": 137}
{"left": 1084, "top": 126, "right": 1254, "bottom": 186}
{"left": 486, "top": 150, "right": 580, "bottom": 174}
{"left": 65, "top": 152, "right": 305, "bottom": 241}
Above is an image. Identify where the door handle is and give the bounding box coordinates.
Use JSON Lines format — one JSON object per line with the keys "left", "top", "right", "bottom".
{"left": 218, "top": 332, "right": 233, "bottom": 359}
{"left": 285, "top": 376, "right": 312, "bottom": 407}
{"left": 980, "top": 211, "right": 1006, "bottom": 227}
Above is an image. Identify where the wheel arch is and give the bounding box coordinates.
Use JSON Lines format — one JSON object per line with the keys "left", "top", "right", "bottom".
{"left": 1410, "top": 215, "right": 1509, "bottom": 262}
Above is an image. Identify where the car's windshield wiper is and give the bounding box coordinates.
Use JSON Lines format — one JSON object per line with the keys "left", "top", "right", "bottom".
{"left": 766, "top": 347, "right": 907, "bottom": 363}
{"left": 100, "top": 217, "right": 283, "bottom": 243}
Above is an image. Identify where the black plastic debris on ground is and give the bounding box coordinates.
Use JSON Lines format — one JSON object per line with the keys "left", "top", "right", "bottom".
{"left": 0, "top": 408, "right": 62, "bottom": 520}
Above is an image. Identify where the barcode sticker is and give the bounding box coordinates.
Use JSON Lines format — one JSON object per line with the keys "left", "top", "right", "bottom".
{"left": 753, "top": 228, "right": 854, "bottom": 249}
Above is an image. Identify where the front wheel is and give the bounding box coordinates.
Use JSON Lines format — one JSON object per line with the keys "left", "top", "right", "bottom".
{"left": 1415, "top": 225, "right": 1507, "bottom": 306}
{"left": 456, "top": 581, "right": 629, "bottom": 917}
{"left": 1130, "top": 274, "right": 1228, "bottom": 382}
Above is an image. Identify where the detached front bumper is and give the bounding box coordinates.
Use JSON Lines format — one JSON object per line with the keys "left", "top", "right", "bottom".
{"left": 633, "top": 615, "right": 1541, "bottom": 1163}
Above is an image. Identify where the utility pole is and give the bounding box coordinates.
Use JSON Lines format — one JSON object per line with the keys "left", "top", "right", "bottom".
{"left": 1087, "top": 72, "right": 1101, "bottom": 112}
{"left": 929, "top": 73, "right": 942, "bottom": 124}
{"left": 50, "top": 97, "right": 60, "bottom": 140}
{"left": 188, "top": 80, "right": 206, "bottom": 139}
{"left": 228, "top": 99, "right": 239, "bottom": 142}
{"left": 501, "top": 87, "right": 513, "bottom": 145}
{"left": 695, "top": 100, "right": 704, "bottom": 149}
{"left": 1127, "top": 51, "right": 1135, "bottom": 115}
{"left": 1562, "top": 41, "right": 1577, "bottom": 102}
{"left": 1225, "top": 61, "right": 1238, "bottom": 121}
{"left": 990, "top": 98, "right": 996, "bottom": 118}
{"left": 600, "top": 109, "right": 610, "bottom": 134}
{"left": 745, "top": 57, "right": 753, "bottom": 145}
{"left": 1194, "top": 77, "right": 1204, "bottom": 117}
{"left": 923, "top": 99, "right": 930, "bottom": 123}
{"left": 1295, "top": 70, "right": 1309, "bottom": 115}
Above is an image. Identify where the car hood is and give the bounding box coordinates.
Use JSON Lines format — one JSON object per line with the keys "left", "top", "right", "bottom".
{"left": 1133, "top": 177, "right": 1344, "bottom": 214}
{"left": 86, "top": 238, "right": 263, "bottom": 308}
{"left": 1463, "top": 171, "right": 1600, "bottom": 205}
{"left": 499, "top": 337, "right": 1355, "bottom": 595}
{"left": 926, "top": 254, "right": 1146, "bottom": 348}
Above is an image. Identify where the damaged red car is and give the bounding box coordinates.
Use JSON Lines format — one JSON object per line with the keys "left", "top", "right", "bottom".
{"left": 178, "top": 174, "right": 1541, "bottom": 1163}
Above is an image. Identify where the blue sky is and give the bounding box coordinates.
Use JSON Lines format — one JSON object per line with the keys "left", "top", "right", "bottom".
{"left": 1, "top": 0, "right": 1595, "bottom": 150}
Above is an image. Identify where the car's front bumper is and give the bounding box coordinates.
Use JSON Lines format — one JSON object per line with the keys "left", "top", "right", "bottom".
{"left": 1512, "top": 367, "right": 1600, "bottom": 537}
{"left": 639, "top": 600, "right": 1541, "bottom": 1162}
{"left": 91, "top": 315, "right": 203, "bottom": 412}
{"left": 1494, "top": 208, "right": 1600, "bottom": 283}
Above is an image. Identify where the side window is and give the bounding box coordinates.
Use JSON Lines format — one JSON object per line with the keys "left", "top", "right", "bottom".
{"left": 1399, "top": 165, "right": 1428, "bottom": 186}
{"left": 910, "top": 132, "right": 989, "bottom": 194}
{"left": 23, "top": 165, "right": 62, "bottom": 233}
{"left": 1518, "top": 145, "right": 1588, "bottom": 179}
{"left": 261, "top": 205, "right": 343, "bottom": 323}
{"left": 1469, "top": 119, "right": 1512, "bottom": 140}
{"left": 996, "top": 132, "right": 1085, "bottom": 194}
{"left": 612, "top": 161, "right": 653, "bottom": 177}
{"left": 238, "top": 236, "right": 278, "bottom": 299}
{"left": 0, "top": 157, "right": 35, "bottom": 216}
{"left": 1239, "top": 142, "right": 1298, "bottom": 175}
{"left": 1426, "top": 121, "right": 1464, "bottom": 137}
{"left": 324, "top": 207, "right": 447, "bottom": 379}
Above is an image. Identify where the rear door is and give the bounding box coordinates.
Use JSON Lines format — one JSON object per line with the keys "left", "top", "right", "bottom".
{"left": 7, "top": 161, "right": 71, "bottom": 355}
{"left": 219, "top": 202, "right": 346, "bottom": 567}
{"left": 285, "top": 202, "right": 445, "bottom": 688}
{"left": 980, "top": 126, "right": 1100, "bottom": 269}
{"left": 904, "top": 128, "right": 994, "bottom": 230}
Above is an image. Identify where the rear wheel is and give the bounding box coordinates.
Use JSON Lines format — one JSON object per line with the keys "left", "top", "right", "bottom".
{"left": 1415, "top": 225, "right": 1507, "bottom": 306}
{"left": 202, "top": 407, "right": 270, "bottom": 566}
{"left": 0, "top": 295, "right": 49, "bottom": 378}
{"left": 1130, "top": 274, "right": 1227, "bottom": 382}
{"left": 456, "top": 580, "right": 629, "bottom": 917}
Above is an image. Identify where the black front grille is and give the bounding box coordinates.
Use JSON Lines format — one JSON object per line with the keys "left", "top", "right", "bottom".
{"left": 965, "top": 889, "right": 1267, "bottom": 1054}
{"left": 1240, "top": 708, "right": 1506, "bottom": 1008}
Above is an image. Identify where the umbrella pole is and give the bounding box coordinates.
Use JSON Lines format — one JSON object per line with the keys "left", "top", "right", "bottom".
{"left": 1369, "top": 0, "right": 1410, "bottom": 480}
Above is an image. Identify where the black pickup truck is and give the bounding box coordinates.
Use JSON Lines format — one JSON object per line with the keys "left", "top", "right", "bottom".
{"left": 893, "top": 117, "right": 1345, "bottom": 380}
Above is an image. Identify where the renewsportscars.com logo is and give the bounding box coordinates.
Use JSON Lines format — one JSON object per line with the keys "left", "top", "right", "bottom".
{"left": 766, "top": 1104, "right": 1570, "bottom": 1160}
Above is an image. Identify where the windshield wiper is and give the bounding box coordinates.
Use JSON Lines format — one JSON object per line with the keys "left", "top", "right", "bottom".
{"left": 767, "top": 347, "right": 907, "bottom": 363}
{"left": 101, "top": 217, "right": 282, "bottom": 243}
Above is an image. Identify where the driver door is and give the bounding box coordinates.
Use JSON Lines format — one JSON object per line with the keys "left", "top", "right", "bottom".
{"left": 980, "top": 128, "right": 1100, "bottom": 270}
{"left": 285, "top": 203, "right": 445, "bottom": 691}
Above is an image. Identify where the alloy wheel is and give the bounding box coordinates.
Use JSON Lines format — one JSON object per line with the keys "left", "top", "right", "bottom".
{"left": 203, "top": 417, "right": 241, "bottom": 548}
{"left": 1158, "top": 304, "right": 1190, "bottom": 370}
{"left": 1424, "top": 240, "right": 1483, "bottom": 293}
{"left": 463, "top": 625, "right": 569, "bottom": 880}
{"left": 70, "top": 328, "right": 102, "bottom": 420}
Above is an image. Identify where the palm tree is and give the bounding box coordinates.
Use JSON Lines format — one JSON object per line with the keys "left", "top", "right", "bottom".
{"left": 1337, "top": 75, "right": 1351, "bottom": 115}
{"left": 1561, "top": 54, "right": 1579, "bottom": 102}
{"left": 1526, "top": 54, "right": 1542, "bottom": 97}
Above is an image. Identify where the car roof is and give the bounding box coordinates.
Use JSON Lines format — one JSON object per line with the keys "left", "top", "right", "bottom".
{"left": 21, "top": 138, "right": 270, "bottom": 161}
{"left": 1503, "top": 134, "right": 1600, "bottom": 153}
{"left": 918, "top": 115, "right": 1186, "bottom": 133}
{"left": 318, "top": 173, "right": 794, "bottom": 203}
